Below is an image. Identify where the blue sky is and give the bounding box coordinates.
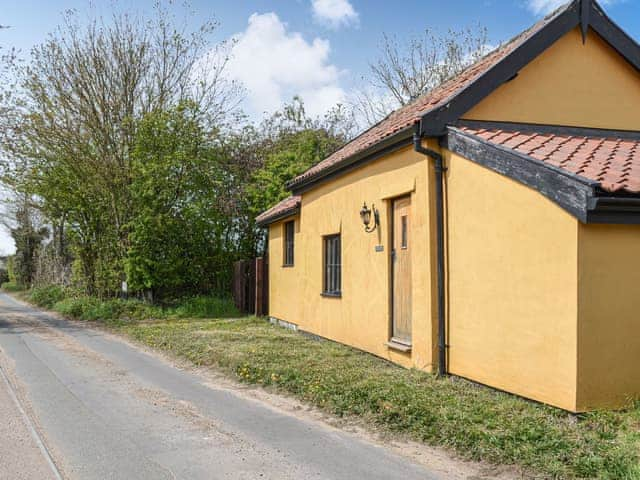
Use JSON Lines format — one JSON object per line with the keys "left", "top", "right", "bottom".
{"left": 0, "top": 0, "right": 638, "bottom": 252}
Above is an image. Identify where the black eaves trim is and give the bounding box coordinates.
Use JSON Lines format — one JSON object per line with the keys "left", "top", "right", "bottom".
{"left": 283, "top": 0, "right": 640, "bottom": 197}
{"left": 586, "top": 197, "right": 640, "bottom": 224}
{"left": 420, "top": 2, "right": 580, "bottom": 137}
{"left": 420, "top": 0, "right": 640, "bottom": 137}
{"left": 445, "top": 127, "right": 640, "bottom": 225}
{"left": 256, "top": 206, "right": 300, "bottom": 228}
{"left": 445, "top": 127, "right": 595, "bottom": 221}
{"left": 287, "top": 127, "right": 414, "bottom": 195}
{"left": 589, "top": 1, "right": 640, "bottom": 72}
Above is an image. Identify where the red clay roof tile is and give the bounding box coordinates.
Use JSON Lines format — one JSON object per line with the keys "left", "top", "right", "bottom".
{"left": 459, "top": 126, "right": 640, "bottom": 194}
{"left": 288, "top": 5, "right": 568, "bottom": 189}
{"left": 255, "top": 196, "right": 301, "bottom": 226}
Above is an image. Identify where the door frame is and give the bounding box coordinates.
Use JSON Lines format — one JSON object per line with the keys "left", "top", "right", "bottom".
{"left": 389, "top": 194, "right": 412, "bottom": 346}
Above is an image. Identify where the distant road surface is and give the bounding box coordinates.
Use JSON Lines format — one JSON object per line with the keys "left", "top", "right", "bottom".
{"left": 0, "top": 293, "right": 448, "bottom": 480}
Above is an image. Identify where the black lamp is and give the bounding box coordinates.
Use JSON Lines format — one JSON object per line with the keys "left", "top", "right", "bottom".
{"left": 360, "top": 202, "right": 379, "bottom": 233}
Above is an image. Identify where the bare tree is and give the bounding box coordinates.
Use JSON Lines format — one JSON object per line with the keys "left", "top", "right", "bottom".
{"left": 0, "top": 192, "right": 48, "bottom": 287}
{"left": 351, "top": 25, "right": 490, "bottom": 128}
{"left": 0, "top": 4, "right": 244, "bottom": 292}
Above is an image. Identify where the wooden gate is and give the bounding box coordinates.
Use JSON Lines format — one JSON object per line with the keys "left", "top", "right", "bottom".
{"left": 232, "top": 256, "right": 268, "bottom": 315}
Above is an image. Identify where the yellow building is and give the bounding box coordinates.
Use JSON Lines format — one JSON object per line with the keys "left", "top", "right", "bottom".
{"left": 256, "top": 0, "right": 640, "bottom": 412}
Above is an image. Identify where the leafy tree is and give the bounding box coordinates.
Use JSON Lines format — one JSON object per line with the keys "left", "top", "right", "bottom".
{"left": 246, "top": 98, "right": 353, "bottom": 250}
{"left": 0, "top": 5, "right": 241, "bottom": 295}
{"left": 126, "top": 103, "right": 246, "bottom": 298}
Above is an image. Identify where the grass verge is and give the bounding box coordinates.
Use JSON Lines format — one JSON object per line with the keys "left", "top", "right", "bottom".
{"left": 20, "top": 285, "right": 239, "bottom": 324}
{"left": 9, "top": 286, "right": 640, "bottom": 479}
{"left": 1, "top": 281, "right": 25, "bottom": 292}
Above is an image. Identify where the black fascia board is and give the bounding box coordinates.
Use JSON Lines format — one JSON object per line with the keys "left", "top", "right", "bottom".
{"left": 421, "top": 0, "right": 640, "bottom": 137}
{"left": 420, "top": 2, "right": 580, "bottom": 137}
{"left": 285, "top": 0, "right": 640, "bottom": 198}
{"left": 444, "top": 127, "right": 596, "bottom": 222}
{"left": 445, "top": 127, "right": 640, "bottom": 225}
{"left": 256, "top": 205, "right": 300, "bottom": 228}
{"left": 288, "top": 127, "right": 414, "bottom": 195}
{"left": 588, "top": 1, "right": 640, "bottom": 72}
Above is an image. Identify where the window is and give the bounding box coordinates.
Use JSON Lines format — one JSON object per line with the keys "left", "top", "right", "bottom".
{"left": 283, "top": 221, "right": 294, "bottom": 266}
{"left": 323, "top": 234, "right": 341, "bottom": 296}
{"left": 401, "top": 215, "right": 408, "bottom": 249}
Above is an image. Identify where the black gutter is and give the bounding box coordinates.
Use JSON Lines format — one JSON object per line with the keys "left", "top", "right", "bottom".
{"left": 413, "top": 127, "right": 447, "bottom": 377}
{"left": 255, "top": 205, "right": 300, "bottom": 228}
{"left": 288, "top": 127, "right": 414, "bottom": 195}
{"left": 587, "top": 197, "right": 640, "bottom": 224}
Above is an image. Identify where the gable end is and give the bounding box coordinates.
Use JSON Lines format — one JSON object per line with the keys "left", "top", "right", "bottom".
{"left": 421, "top": 0, "right": 640, "bottom": 137}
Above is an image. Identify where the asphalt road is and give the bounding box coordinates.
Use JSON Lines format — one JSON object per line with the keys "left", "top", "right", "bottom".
{"left": 0, "top": 293, "right": 448, "bottom": 480}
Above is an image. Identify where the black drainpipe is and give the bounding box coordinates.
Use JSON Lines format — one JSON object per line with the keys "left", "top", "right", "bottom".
{"left": 413, "top": 128, "right": 447, "bottom": 377}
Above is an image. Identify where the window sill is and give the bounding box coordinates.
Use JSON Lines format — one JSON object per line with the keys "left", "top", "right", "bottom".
{"left": 321, "top": 292, "right": 342, "bottom": 298}
{"left": 386, "top": 340, "right": 412, "bottom": 353}
{"left": 282, "top": 264, "right": 294, "bottom": 268}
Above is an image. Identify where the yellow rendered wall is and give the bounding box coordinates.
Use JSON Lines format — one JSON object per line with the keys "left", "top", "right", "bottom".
{"left": 268, "top": 219, "right": 303, "bottom": 325}
{"left": 445, "top": 150, "right": 580, "bottom": 411}
{"left": 464, "top": 27, "right": 640, "bottom": 131}
{"left": 268, "top": 144, "right": 438, "bottom": 370}
{"left": 576, "top": 224, "right": 640, "bottom": 411}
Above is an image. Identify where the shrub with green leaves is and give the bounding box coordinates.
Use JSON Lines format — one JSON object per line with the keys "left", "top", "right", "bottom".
{"left": 1, "top": 281, "right": 25, "bottom": 292}
{"left": 29, "top": 285, "right": 67, "bottom": 308}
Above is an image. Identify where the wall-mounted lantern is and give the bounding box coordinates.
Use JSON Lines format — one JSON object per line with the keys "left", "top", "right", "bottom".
{"left": 359, "top": 202, "right": 380, "bottom": 233}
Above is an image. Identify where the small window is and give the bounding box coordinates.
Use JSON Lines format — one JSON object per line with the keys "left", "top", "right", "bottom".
{"left": 323, "top": 234, "right": 341, "bottom": 296}
{"left": 401, "top": 215, "right": 408, "bottom": 249}
{"left": 283, "top": 221, "right": 295, "bottom": 266}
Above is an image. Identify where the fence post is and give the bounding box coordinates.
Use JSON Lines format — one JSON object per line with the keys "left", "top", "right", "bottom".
{"left": 255, "top": 257, "right": 267, "bottom": 316}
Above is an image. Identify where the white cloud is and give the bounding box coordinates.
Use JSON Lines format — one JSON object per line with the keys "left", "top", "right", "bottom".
{"left": 226, "top": 12, "right": 346, "bottom": 120}
{"left": 526, "top": 0, "right": 618, "bottom": 15}
{"left": 311, "top": 0, "right": 359, "bottom": 28}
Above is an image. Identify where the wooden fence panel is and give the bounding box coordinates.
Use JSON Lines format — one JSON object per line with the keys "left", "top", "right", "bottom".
{"left": 255, "top": 256, "right": 268, "bottom": 316}
{"left": 233, "top": 257, "right": 269, "bottom": 316}
{"left": 232, "top": 259, "right": 255, "bottom": 314}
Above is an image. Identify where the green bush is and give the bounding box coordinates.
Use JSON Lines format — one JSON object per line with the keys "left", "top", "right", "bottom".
{"left": 53, "top": 296, "right": 97, "bottom": 319}
{"left": 19, "top": 284, "right": 235, "bottom": 323}
{"left": 29, "top": 285, "right": 67, "bottom": 308}
{"left": 172, "top": 295, "right": 239, "bottom": 318}
{"left": 52, "top": 295, "right": 165, "bottom": 323}
{"left": 1, "top": 281, "right": 25, "bottom": 292}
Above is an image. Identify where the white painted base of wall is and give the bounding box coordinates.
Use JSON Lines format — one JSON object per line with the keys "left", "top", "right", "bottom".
{"left": 268, "top": 316, "right": 298, "bottom": 331}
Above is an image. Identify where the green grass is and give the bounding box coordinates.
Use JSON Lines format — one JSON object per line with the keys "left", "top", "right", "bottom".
{"left": 171, "top": 295, "right": 239, "bottom": 318}
{"left": 13, "top": 286, "right": 640, "bottom": 479}
{"left": 115, "top": 317, "right": 640, "bottom": 480}
{"left": 26, "top": 285, "right": 238, "bottom": 324}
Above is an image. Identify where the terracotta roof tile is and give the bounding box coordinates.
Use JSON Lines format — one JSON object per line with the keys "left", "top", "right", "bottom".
{"left": 255, "top": 196, "right": 301, "bottom": 226}
{"left": 458, "top": 126, "right": 640, "bottom": 194}
{"left": 288, "top": 5, "right": 568, "bottom": 189}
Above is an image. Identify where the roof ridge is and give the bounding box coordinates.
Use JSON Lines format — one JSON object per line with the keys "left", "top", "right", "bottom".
{"left": 412, "top": 1, "right": 575, "bottom": 119}
{"left": 287, "top": 2, "right": 582, "bottom": 192}
{"left": 282, "top": 0, "right": 640, "bottom": 197}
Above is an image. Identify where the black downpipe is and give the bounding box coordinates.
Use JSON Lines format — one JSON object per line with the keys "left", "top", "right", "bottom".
{"left": 413, "top": 130, "right": 447, "bottom": 377}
